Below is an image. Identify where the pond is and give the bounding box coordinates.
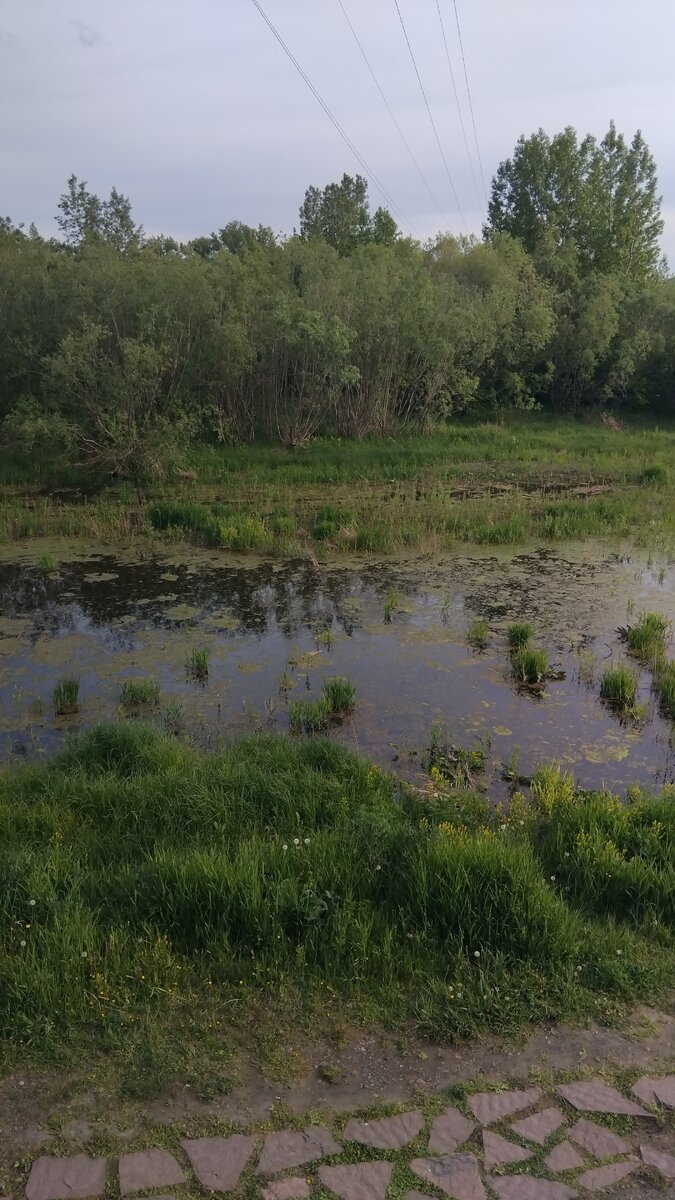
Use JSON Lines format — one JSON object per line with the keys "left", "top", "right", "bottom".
{"left": 1, "top": 540, "right": 674, "bottom": 798}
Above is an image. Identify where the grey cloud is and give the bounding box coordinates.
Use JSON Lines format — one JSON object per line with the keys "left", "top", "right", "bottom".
{"left": 69, "top": 18, "right": 105, "bottom": 48}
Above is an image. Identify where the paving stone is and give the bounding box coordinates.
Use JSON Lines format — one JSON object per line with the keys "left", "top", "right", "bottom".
{"left": 631, "top": 1076, "right": 659, "bottom": 1105}
{"left": 510, "top": 1108, "right": 566, "bottom": 1146}
{"left": 487, "top": 1178, "right": 577, "bottom": 1200}
{"left": 574, "top": 1159, "right": 639, "bottom": 1191}
{"left": 258, "top": 1128, "right": 341, "bottom": 1175}
{"left": 410, "top": 1153, "right": 486, "bottom": 1200}
{"left": 653, "top": 1077, "right": 675, "bottom": 1109}
{"left": 118, "top": 1149, "right": 185, "bottom": 1195}
{"left": 544, "top": 1142, "right": 584, "bottom": 1173}
{"left": 406, "top": 1192, "right": 435, "bottom": 1200}
{"left": 318, "top": 1162, "right": 392, "bottom": 1200}
{"left": 262, "top": 1178, "right": 311, "bottom": 1200}
{"left": 428, "top": 1109, "right": 476, "bottom": 1154}
{"left": 344, "top": 1110, "right": 423, "bottom": 1150}
{"left": 482, "top": 1130, "right": 532, "bottom": 1169}
{"left": 468, "top": 1087, "right": 541, "bottom": 1125}
{"left": 25, "top": 1156, "right": 107, "bottom": 1200}
{"left": 181, "top": 1134, "right": 255, "bottom": 1191}
{"left": 567, "top": 1118, "right": 629, "bottom": 1160}
{"left": 640, "top": 1145, "right": 675, "bottom": 1179}
{"left": 555, "top": 1080, "right": 649, "bottom": 1117}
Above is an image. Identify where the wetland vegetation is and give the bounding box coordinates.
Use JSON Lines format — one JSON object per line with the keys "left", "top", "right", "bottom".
{"left": 1, "top": 124, "right": 675, "bottom": 1084}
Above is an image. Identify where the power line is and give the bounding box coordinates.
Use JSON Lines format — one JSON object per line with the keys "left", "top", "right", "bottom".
{"left": 248, "top": 0, "right": 414, "bottom": 235}
{"left": 336, "top": 0, "right": 448, "bottom": 223}
{"left": 451, "top": 0, "right": 489, "bottom": 206}
{"left": 392, "top": 0, "right": 467, "bottom": 232}
{"left": 434, "top": 0, "right": 482, "bottom": 212}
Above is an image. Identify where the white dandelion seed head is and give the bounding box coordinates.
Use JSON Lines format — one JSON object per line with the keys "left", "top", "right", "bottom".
{"left": 29, "top": 899, "right": 36, "bottom": 906}
{"left": 293, "top": 838, "right": 300, "bottom": 845}
{"left": 304, "top": 838, "right": 310, "bottom": 844}
{"left": 474, "top": 950, "right": 480, "bottom": 958}
{"left": 282, "top": 844, "right": 288, "bottom": 851}
{"left": 20, "top": 940, "right": 26, "bottom": 947}
{"left": 616, "top": 949, "right": 622, "bottom": 955}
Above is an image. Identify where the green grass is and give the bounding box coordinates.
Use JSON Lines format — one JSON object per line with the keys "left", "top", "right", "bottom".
{"left": 52, "top": 676, "right": 79, "bottom": 716}
{"left": 0, "top": 721, "right": 671, "bottom": 1058}
{"left": 4, "top": 417, "right": 675, "bottom": 554}
{"left": 467, "top": 618, "right": 488, "bottom": 650}
{"left": 187, "top": 648, "right": 209, "bottom": 681}
{"left": 507, "top": 621, "right": 534, "bottom": 649}
{"left": 384, "top": 590, "right": 403, "bottom": 623}
{"left": 120, "top": 678, "right": 161, "bottom": 706}
{"left": 600, "top": 664, "right": 639, "bottom": 712}
{"left": 289, "top": 676, "right": 356, "bottom": 733}
{"left": 37, "top": 550, "right": 56, "bottom": 571}
{"left": 511, "top": 646, "right": 550, "bottom": 684}
{"left": 654, "top": 659, "right": 675, "bottom": 719}
{"left": 624, "top": 611, "right": 670, "bottom": 661}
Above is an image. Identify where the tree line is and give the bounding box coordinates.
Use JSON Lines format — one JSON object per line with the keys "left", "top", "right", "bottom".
{"left": 1, "top": 121, "right": 673, "bottom": 482}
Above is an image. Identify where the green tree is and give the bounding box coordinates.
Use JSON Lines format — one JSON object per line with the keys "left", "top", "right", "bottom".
{"left": 299, "top": 174, "right": 398, "bottom": 255}
{"left": 56, "top": 175, "right": 142, "bottom": 251}
{"left": 486, "top": 123, "right": 663, "bottom": 279}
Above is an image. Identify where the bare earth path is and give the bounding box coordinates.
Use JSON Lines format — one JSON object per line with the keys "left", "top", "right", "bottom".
{"left": 1, "top": 1007, "right": 673, "bottom": 1200}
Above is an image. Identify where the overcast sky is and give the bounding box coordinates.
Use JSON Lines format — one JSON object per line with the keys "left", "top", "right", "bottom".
{"left": 2, "top": 0, "right": 674, "bottom": 262}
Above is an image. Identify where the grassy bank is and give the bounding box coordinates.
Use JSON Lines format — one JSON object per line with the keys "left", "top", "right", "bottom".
{"left": 2, "top": 417, "right": 675, "bottom": 552}
{"left": 1, "top": 721, "right": 672, "bottom": 1081}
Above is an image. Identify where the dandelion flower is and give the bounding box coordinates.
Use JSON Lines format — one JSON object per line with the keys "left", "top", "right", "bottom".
{"left": 616, "top": 949, "right": 622, "bottom": 956}
{"left": 375, "top": 865, "right": 381, "bottom": 871}
{"left": 550, "top": 875, "right": 556, "bottom": 882}
{"left": 282, "top": 844, "right": 288, "bottom": 851}
{"left": 564, "top": 851, "right": 570, "bottom": 858}
{"left": 304, "top": 838, "right": 310, "bottom": 844}
{"left": 474, "top": 950, "right": 480, "bottom": 958}
{"left": 29, "top": 899, "right": 36, "bottom": 907}
{"left": 81, "top": 951, "right": 88, "bottom": 958}
{"left": 20, "top": 939, "right": 26, "bottom": 947}
{"left": 294, "top": 838, "right": 300, "bottom": 845}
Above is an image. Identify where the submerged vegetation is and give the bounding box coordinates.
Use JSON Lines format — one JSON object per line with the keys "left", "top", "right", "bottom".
{"left": 288, "top": 675, "right": 356, "bottom": 734}
{"left": 0, "top": 721, "right": 672, "bottom": 1059}
{"left": 120, "top": 678, "right": 161, "bottom": 707}
{"left": 52, "top": 676, "right": 79, "bottom": 716}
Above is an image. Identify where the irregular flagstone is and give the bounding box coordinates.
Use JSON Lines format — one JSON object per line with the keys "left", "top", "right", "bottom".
{"left": 482, "top": 1130, "right": 532, "bottom": 1169}
{"left": 544, "top": 1142, "right": 584, "bottom": 1173}
{"left": 181, "top": 1134, "right": 255, "bottom": 1191}
{"left": 555, "top": 1080, "right": 649, "bottom": 1117}
{"left": 510, "top": 1108, "right": 566, "bottom": 1146}
{"left": 258, "top": 1128, "right": 342, "bottom": 1175}
{"left": 410, "top": 1153, "right": 485, "bottom": 1200}
{"left": 344, "top": 1110, "right": 424, "bottom": 1150}
{"left": 487, "top": 1177, "right": 577, "bottom": 1200}
{"left": 406, "top": 1192, "right": 436, "bottom": 1200}
{"left": 631, "top": 1077, "right": 659, "bottom": 1105}
{"left": 262, "top": 1178, "right": 311, "bottom": 1200}
{"left": 653, "top": 1076, "right": 675, "bottom": 1109}
{"left": 640, "top": 1145, "right": 675, "bottom": 1179}
{"left": 26, "top": 1156, "right": 107, "bottom": 1200}
{"left": 468, "top": 1087, "right": 541, "bottom": 1125}
{"left": 118, "top": 1149, "right": 185, "bottom": 1195}
{"left": 318, "top": 1162, "right": 392, "bottom": 1200}
{"left": 574, "top": 1159, "right": 639, "bottom": 1191}
{"left": 567, "top": 1118, "right": 629, "bottom": 1160}
{"left": 428, "top": 1109, "right": 476, "bottom": 1154}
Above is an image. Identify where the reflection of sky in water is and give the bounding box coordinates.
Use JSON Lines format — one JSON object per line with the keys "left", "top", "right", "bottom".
{"left": 0, "top": 544, "right": 674, "bottom": 796}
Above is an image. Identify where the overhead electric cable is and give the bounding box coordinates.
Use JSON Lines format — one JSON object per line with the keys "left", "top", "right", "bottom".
{"left": 249, "top": 0, "right": 414, "bottom": 234}
{"left": 336, "top": 0, "right": 448, "bottom": 223}
{"left": 434, "top": 0, "right": 482, "bottom": 212}
{"left": 451, "top": 0, "right": 488, "bottom": 205}
{"left": 392, "top": 0, "right": 467, "bottom": 231}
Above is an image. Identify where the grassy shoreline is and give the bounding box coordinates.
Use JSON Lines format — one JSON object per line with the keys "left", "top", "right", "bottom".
{"left": 2, "top": 418, "right": 675, "bottom": 552}
{"left": 1, "top": 721, "right": 672, "bottom": 1083}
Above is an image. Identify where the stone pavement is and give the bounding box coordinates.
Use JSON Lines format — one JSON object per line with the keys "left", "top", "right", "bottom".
{"left": 18, "top": 1073, "right": 675, "bottom": 1200}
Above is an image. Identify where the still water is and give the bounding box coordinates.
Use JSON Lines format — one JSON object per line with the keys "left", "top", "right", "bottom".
{"left": 1, "top": 540, "right": 674, "bottom": 796}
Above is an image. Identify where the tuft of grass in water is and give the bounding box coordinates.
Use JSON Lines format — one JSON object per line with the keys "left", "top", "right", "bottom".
{"left": 37, "top": 551, "right": 56, "bottom": 571}
{"left": 511, "top": 645, "right": 549, "bottom": 684}
{"left": 315, "top": 626, "right": 334, "bottom": 648}
{"left": 0, "top": 720, "right": 672, "bottom": 1058}
{"left": 428, "top": 724, "right": 487, "bottom": 788}
{"left": 163, "top": 700, "right": 184, "bottom": 735}
{"left": 383, "top": 590, "right": 403, "bottom": 624}
{"left": 653, "top": 659, "right": 675, "bottom": 719}
{"left": 508, "top": 621, "right": 534, "bottom": 648}
{"left": 52, "top": 676, "right": 79, "bottom": 716}
{"left": 120, "top": 678, "right": 161, "bottom": 706}
{"left": 624, "top": 611, "right": 670, "bottom": 662}
{"left": 289, "top": 676, "right": 355, "bottom": 733}
{"left": 467, "top": 618, "right": 488, "bottom": 650}
{"left": 600, "top": 664, "right": 639, "bottom": 712}
{"left": 187, "top": 648, "right": 209, "bottom": 681}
